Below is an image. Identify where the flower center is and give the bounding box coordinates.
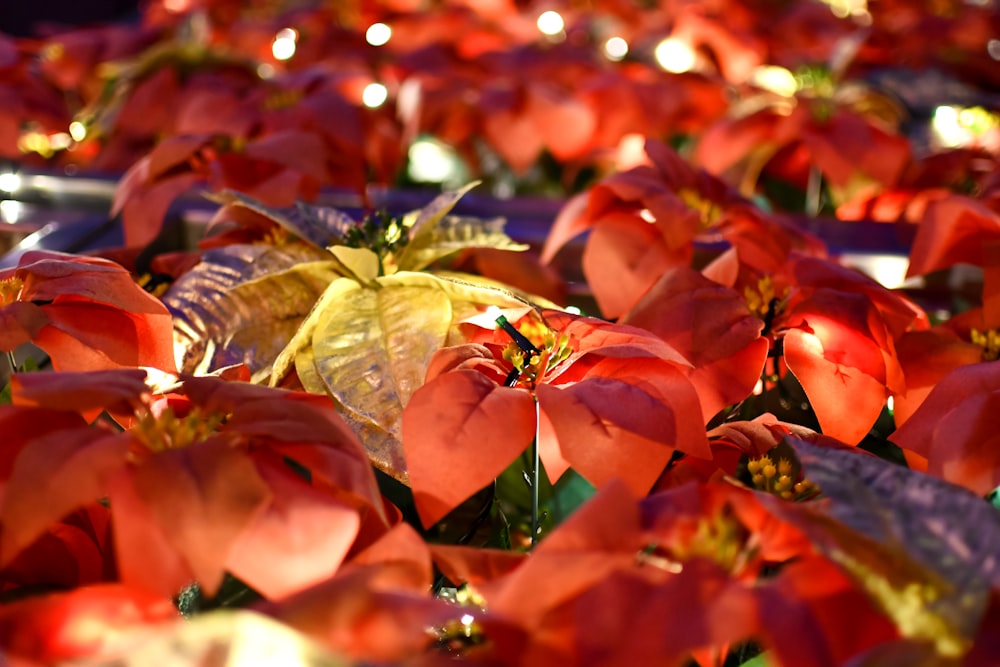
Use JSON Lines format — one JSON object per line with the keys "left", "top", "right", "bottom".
{"left": 639, "top": 510, "right": 755, "bottom": 576}
{"left": 0, "top": 276, "right": 24, "bottom": 307}
{"left": 747, "top": 454, "right": 819, "bottom": 501}
{"left": 500, "top": 319, "right": 572, "bottom": 388}
{"left": 744, "top": 275, "right": 787, "bottom": 333}
{"left": 677, "top": 188, "right": 722, "bottom": 229}
{"left": 970, "top": 328, "right": 1000, "bottom": 362}
{"left": 131, "top": 405, "right": 228, "bottom": 455}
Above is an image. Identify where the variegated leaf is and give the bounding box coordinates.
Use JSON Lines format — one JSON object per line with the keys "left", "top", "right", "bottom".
{"left": 210, "top": 190, "right": 357, "bottom": 249}
{"left": 276, "top": 272, "right": 529, "bottom": 481}
{"left": 165, "top": 243, "right": 339, "bottom": 382}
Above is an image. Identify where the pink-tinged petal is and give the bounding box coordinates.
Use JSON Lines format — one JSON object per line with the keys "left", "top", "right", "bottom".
{"left": 483, "top": 106, "right": 544, "bottom": 174}
{"left": 11, "top": 368, "right": 150, "bottom": 414}
{"left": 17, "top": 251, "right": 172, "bottom": 315}
{"left": 893, "top": 329, "right": 983, "bottom": 428}
{"left": 688, "top": 338, "right": 770, "bottom": 422}
{"left": 540, "top": 192, "right": 591, "bottom": 264}
{"left": 0, "top": 427, "right": 127, "bottom": 567}
{"left": 106, "top": 468, "right": 195, "bottom": 598}
{"left": 891, "top": 362, "right": 1000, "bottom": 496}
{"left": 545, "top": 310, "right": 691, "bottom": 367}
{"left": 243, "top": 129, "right": 330, "bottom": 179}
{"left": 1, "top": 504, "right": 114, "bottom": 592}
{"left": 227, "top": 462, "right": 360, "bottom": 600}
{"left": 0, "top": 302, "right": 47, "bottom": 351}
{"left": 907, "top": 195, "right": 1000, "bottom": 278}
{"left": 32, "top": 303, "right": 176, "bottom": 372}
{"left": 783, "top": 326, "right": 887, "bottom": 445}
{"left": 537, "top": 360, "right": 708, "bottom": 493}
{"left": 120, "top": 172, "right": 204, "bottom": 249}
{"left": 570, "top": 564, "right": 761, "bottom": 666}
{"left": 528, "top": 85, "right": 596, "bottom": 162}
{"left": 621, "top": 265, "right": 764, "bottom": 368}
{"left": 430, "top": 543, "right": 527, "bottom": 586}
{"left": 261, "top": 566, "right": 456, "bottom": 663}
{"left": 0, "top": 584, "right": 177, "bottom": 663}
{"left": 472, "top": 481, "right": 642, "bottom": 636}
{"left": 402, "top": 370, "right": 536, "bottom": 528}
{"left": 582, "top": 217, "right": 689, "bottom": 319}
{"left": 129, "top": 440, "right": 272, "bottom": 595}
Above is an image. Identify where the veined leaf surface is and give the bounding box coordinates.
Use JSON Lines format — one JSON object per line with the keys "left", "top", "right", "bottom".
{"left": 783, "top": 437, "right": 1000, "bottom": 656}
{"left": 210, "top": 190, "right": 356, "bottom": 248}
{"left": 165, "top": 243, "right": 339, "bottom": 381}
{"left": 278, "top": 272, "right": 529, "bottom": 482}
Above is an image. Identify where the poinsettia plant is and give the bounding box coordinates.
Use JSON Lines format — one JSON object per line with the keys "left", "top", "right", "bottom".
{"left": 2, "top": 0, "right": 1000, "bottom": 665}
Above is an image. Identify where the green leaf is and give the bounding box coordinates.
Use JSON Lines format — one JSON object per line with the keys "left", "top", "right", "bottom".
{"left": 738, "top": 652, "right": 772, "bottom": 667}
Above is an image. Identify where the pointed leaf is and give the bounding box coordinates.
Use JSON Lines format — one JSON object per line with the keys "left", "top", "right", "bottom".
{"left": 891, "top": 362, "right": 1000, "bottom": 495}
{"left": 279, "top": 272, "right": 528, "bottom": 481}
{"left": 397, "top": 215, "right": 528, "bottom": 272}
{"left": 787, "top": 437, "right": 1000, "bottom": 650}
{"left": 227, "top": 461, "right": 360, "bottom": 600}
{"left": 209, "top": 190, "right": 357, "bottom": 249}
{"left": 164, "top": 243, "right": 339, "bottom": 380}
{"left": 403, "top": 370, "right": 536, "bottom": 527}
{"left": 130, "top": 440, "right": 272, "bottom": 595}
{"left": 329, "top": 246, "right": 380, "bottom": 284}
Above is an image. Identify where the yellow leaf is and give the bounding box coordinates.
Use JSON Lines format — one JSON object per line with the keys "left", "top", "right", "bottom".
{"left": 329, "top": 246, "right": 380, "bottom": 284}
{"left": 275, "top": 271, "right": 530, "bottom": 481}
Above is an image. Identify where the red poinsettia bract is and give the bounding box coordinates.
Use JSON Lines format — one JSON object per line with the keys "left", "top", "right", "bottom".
{"left": 1, "top": 368, "right": 388, "bottom": 599}
{"left": 402, "top": 309, "right": 710, "bottom": 528}
{"left": 0, "top": 251, "right": 176, "bottom": 373}
{"left": 541, "top": 138, "right": 823, "bottom": 319}
{"left": 891, "top": 361, "right": 1000, "bottom": 496}
{"left": 430, "top": 480, "right": 897, "bottom": 666}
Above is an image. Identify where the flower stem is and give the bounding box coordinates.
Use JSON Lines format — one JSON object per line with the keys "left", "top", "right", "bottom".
{"left": 530, "top": 396, "right": 540, "bottom": 547}
{"left": 6, "top": 351, "right": 15, "bottom": 375}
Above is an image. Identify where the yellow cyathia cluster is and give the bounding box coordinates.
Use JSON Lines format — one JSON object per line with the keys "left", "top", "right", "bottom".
{"left": 747, "top": 454, "right": 819, "bottom": 501}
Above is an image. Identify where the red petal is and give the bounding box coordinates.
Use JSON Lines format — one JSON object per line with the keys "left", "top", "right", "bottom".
{"left": 402, "top": 370, "right": 536, "bottom": 527}
{"left": 129, "top": 441, "right": 272, "bottom": 595}
{"left": 227, "top": 461, "right": 360, "bottom": 599}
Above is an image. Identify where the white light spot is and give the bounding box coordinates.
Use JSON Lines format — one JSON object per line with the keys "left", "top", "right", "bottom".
{"left": 0, "top": 172, "right": 21, "bottom": 193}
{"left": 49, "top": 132, "right": 71, "bottom": 151}
{"left": 0, "top": 199, "right": 23, "bottom": 223}
{"left": 654, "top": 38, "right": 696, "bottom": 73}
{"left": 272, "top": 28, "right": 298, "bottom": 61}
{"left": 750, "top": 65, "right": 798, "bottom": 97}
{"left": 362, "top": 82, "right": 388, "bottom": 108}
{"left": 486, "top": 306, "right": 503, "bottom": 324}
{"left": 839, "top": 253, "right": 914, "bottom": 289}
{"left": 886, "top": 395, "right": 894, "bottom": 414}
{"left": 989, "top": 39, "right": 1000, "bottom": 61}
{"left": 257, "top": 63, "right": 276, "bottom": 79}
{"left": 407, "top": 137, "right": 463, "bottom": 184}
{"left": 68, "top": 121, "right": 87, "bottom": 142}
{"left": 932, "top": 105, "right": 966, "bottom": 148}
{"left": 536, "top": 10, "right": 565, "bottom": 36}
{"left": 564, "top": 305, "right": 582, "bottom": 315}
{"left": 366, "top": 23, "right": 392, "bottom": 46}
{"left": 460, "top": 613, "right": 475, "bottom": 626}
{"left": 639, "top": 208, "right": 656, "bottom": 223}
{"left": 603, "top": 36, "right": 628, "bottom": 61}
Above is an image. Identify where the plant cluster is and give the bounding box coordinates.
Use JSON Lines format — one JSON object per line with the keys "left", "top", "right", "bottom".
{"left": 1, "top": 1, "right": 1000, "bottom": 666}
